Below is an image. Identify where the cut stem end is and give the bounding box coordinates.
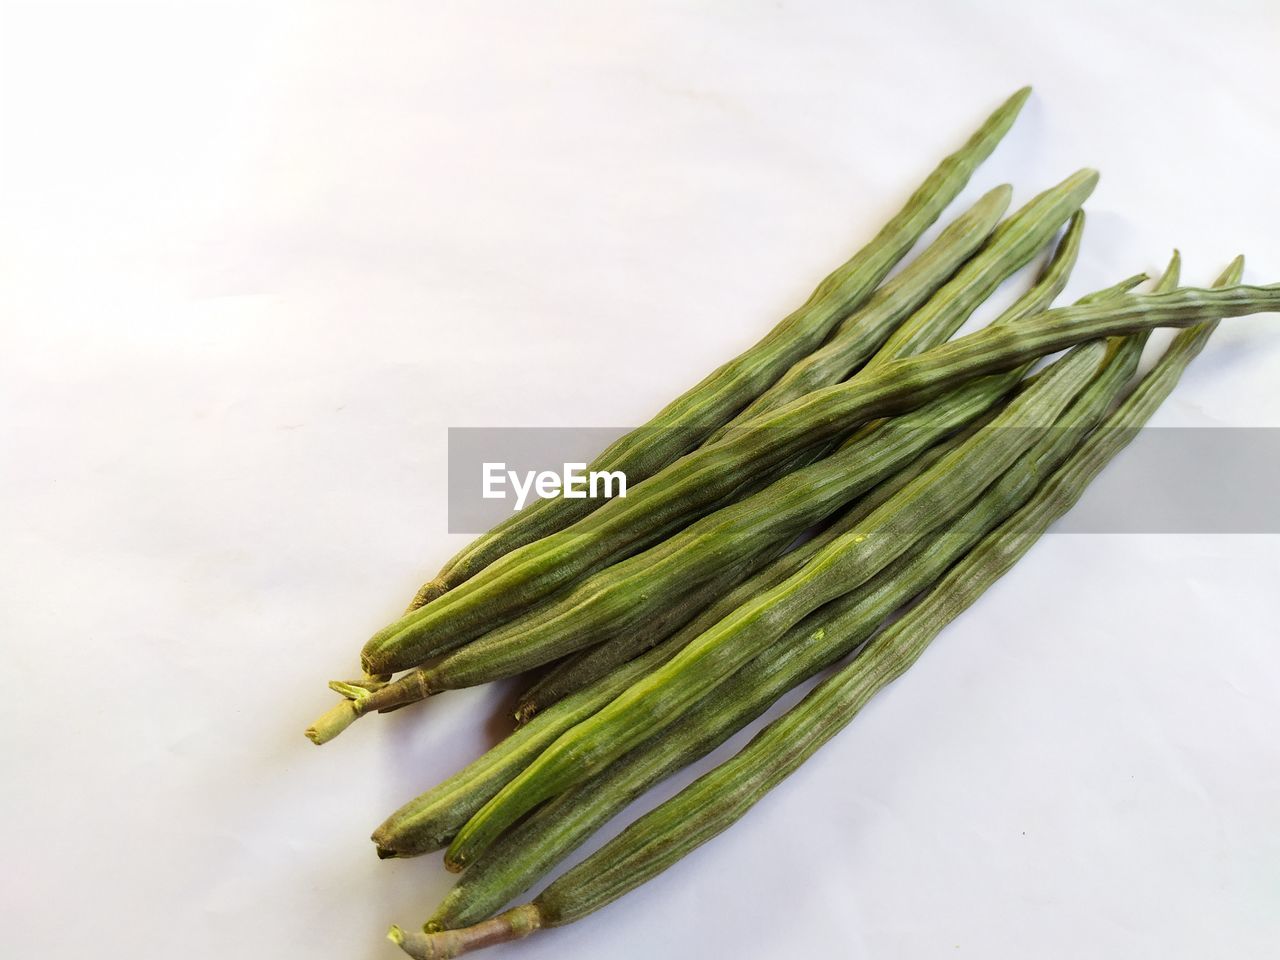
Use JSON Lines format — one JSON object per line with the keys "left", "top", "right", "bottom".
{"left": 304, "top": 700, "right": 360, "bottom": 745}
{"left": 390, "top": 905, "right": 542, "bottom": 959}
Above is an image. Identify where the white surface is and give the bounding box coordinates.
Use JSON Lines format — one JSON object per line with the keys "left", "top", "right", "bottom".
{"left": 2, "top": 2, "right": 1279, "bottom": 958}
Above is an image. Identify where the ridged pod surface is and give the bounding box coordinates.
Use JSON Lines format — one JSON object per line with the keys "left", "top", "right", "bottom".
{"left": 445, "top": 337, "right": 1111, "bottom": 868}
{"left": 511, "top": 244, "right": 1147, "bottom": 730}
{"left": 362, "top": 203, "right": 1092, "bottom": 712}
{"left": 362, "top": 281, "right": 1280, "bottom": 677}
{"left": 392, "top": 257, "right": 1243, "bottom": 960}
{"left": 404, "top": 88, "right": 1034, "bottom": 609}
{"left": 711, "top": 169, "right": 1097, "bottom": 439}
{"left": 372, "top": 416, "right": 981, "bottom": 859}
{"left": 364, "top": 198, "right": 1091, "bottom": 689}
{"left": 508, "top": 415, "right": 980, "bottom": 721}
{"left": 426, "top": 297, "right": 1148, "bottom": 929}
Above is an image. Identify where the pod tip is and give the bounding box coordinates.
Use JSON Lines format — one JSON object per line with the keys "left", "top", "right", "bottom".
{"left": 406, "top": 578, "right": 449, "bottom": 613}
{"left": 987, "top": 182, "right": 1015, "bottom": 204}
{"left": 1216, "top": 256, "right": 1246, "bottom": 286}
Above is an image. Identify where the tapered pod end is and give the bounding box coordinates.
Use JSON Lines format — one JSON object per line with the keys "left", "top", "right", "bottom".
{"left": 1068, "top": 167, "right": 1101, "bottom": 197}
{"left": 389, "top": 905, "right": 543, "bottom": 959}
{"left": 1153, "top": 250, "right": 1182, "bottom": 291}
{"left": 405, "top": 578, "right": 449, "bottom": 614}
{"left": 984, "top": 182, "right": 1015, "bottom": 207}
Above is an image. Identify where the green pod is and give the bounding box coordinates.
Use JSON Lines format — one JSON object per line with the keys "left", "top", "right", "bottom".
{"left": 359, "top": 368, "right": 1014, "bottom": 714}
{"left": 526, "top": 259, "right": 1240, "bottom": 930}
{"left": 700, "top": 183, "right": 1012, "bottom": 445}
{"left": 396, "top": 371, "right": 1020, "bottom": 695}
{"left": 369, "top": 228, "right": 1114, "bottom": 721}
{"left": 502, "top": 192, "right": 1084, "bottom": 708}
{"left": 360, "top": 281, "right": 1280, "bottom": 678}
{"left": 427, "top": 320, "right": 1141, "bottom": 931}
{"left": 513, "top": 248, "right": 1149, "bottom": 722}
{"left": 371, "top": 265, "right": 1169, "bottom": 857}
{"left": 405, "top": 88, "right": 1033, "bottom": 610}
{"left": 359, "top": 203, "right": 1088, "bottom": 690}
{"left": 510, "top": 413, "right": 984, "bottom": 721}
{"left": 830, "top": 206, "right": 1091, "bottom": 455}
{"left": 860, "top": 169, "right": 1097, "bottom": 368}
{"left": 393, "top": 258, "right": 1245, "bottom": 960}
{"left": 369, "top": 424, "right": 974, "bottom": 858}
{"left": 445, "top": 337, "right": 1110, "bottom": 869}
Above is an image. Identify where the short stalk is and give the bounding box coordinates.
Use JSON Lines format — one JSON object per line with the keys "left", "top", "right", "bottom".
{"left": 389, "top": 905, "right": 542, "bottom": 959}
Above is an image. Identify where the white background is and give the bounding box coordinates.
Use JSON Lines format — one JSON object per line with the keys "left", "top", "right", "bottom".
{"left": 3, "top": 2, "right": 1278, "bottom": 958}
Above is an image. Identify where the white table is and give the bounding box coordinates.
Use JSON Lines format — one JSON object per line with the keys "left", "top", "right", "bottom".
{"left": 3, "top": 2, "right": 1277, "bottom": 958}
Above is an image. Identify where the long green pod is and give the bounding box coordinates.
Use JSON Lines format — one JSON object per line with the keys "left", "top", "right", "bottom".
{"left": 384, "top": 173, "right": 1085, "bottom": 685}
{"left": 426, "top": 325, "right": 1141, "bottom": 930}
{"left": 360, "top": 210, "right": 1088, "bottom": 702}
{"left": 355, "top": 243, "right": 1124, "bottom": 734}
{"left": 860, "top": 170, "right": 1096, "bottom": 366}
{"left": 373, "top": 413, "right": 1015, "bottom": 858}
{"left": 713, "top": 171, "right": 1094, "bottom": 445}
{"left": 359, "top": 208, "right": 1088, "bottom": 724}
{"left": 359, "top": 282, "right": 1280, "bottom": 678}
{"left": 368, "top": 422, "right": 979, "bottom": 858}
{"left": 701, "top": 183, "right": 1012, "bottom": 443}
{"left": 445, "top": 339, "right": 1110, "bottom": 869}
{"left": 515, "top": 257, "right": 1150, "bottom": 719}
{"left": 391, "top": 375, "right": 1021, "bottom": 697}
{"left": 353, "top": 371, "right": 1012, "bottom": 722}
{"left": 829, "top": 206, "right": 1089, "bottom": 454}
{"left": 405, "top": 88, "right": 1033, "bottom": 611}
{"left": 394, "top": 258, "right": 1242, "bottom": 960}
{"left": 696, "top": 201, "right": 1084, "bottom": 525}
{"left": 522, "top": 258, "right": 1239, "bottom": 927}
{"left": 371, "top": 265, "right": 1176, "bottom": 854}
{"left": 510, "top": 414, "right": 983, "bottom": 721}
